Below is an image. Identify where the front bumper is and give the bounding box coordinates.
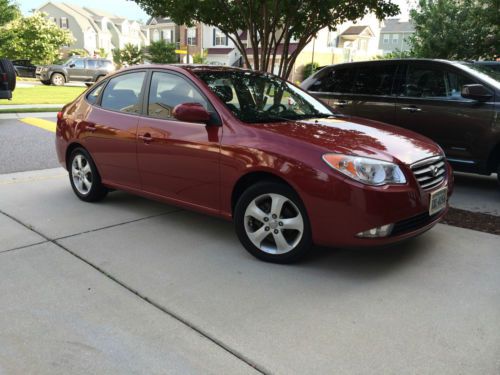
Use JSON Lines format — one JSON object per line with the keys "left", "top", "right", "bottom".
{"left": 36, "top": 72, "right": 50, "bottom": 81}
{"left": 304, "top": 162, "right": 454, "bottom": 247}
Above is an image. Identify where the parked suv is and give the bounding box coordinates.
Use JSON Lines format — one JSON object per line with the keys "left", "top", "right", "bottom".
{"left": 0, "top": 58, "right": 16, "bottom": 100}
{"left": 36, "top": 57, "right": 115, "bottom": 86}
{"left": 12, "top": 59, "right": 37, "bottom": 78}
{"left": 301, "top": 59, "right": 500, "bottom": 183}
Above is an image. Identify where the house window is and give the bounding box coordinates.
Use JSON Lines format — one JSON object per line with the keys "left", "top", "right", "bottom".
{"left": 213, "top": 28, "right": 227, "bottom": 46}
{"left": 153, "top": 29, "right": 160, "bottom": 42}
{"left": 60, "top": 17, "right": 68, "bottom": 29}
{"left": 187, "top": 27, "right": 196, "bottom": 46}
{"left": 392, "top": 34, "right": 399, "bottom": 44}
{"left": 162, "top": 29, "right": 173, "bottom": 43}
{"left": 383, "top": 34, "right": 389, "bottom": 44}
{"left": 49, "top": 17, "right": 57, "bottom": 24}
{"left": 326, "top": 31, "right": 336, "bottom": 48}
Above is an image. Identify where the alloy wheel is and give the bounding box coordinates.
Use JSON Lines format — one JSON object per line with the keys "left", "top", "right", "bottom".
{"left": 71, "top": 154, "right": 93, "bottom": 195}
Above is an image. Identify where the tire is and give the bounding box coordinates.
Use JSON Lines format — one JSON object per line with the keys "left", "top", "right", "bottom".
{"left": 68, "top": 147, "right": 108, "bottom": 202}
{"left": 234, "top": 181, "right": 312, "bottom": 263}
{"left": 51, "top": 72, "right": 65, "bottom": 86}
{"left": 41, "top": 80, "right": 51, "bottom": 85}
{"left": 0, "top": 58, "right": 16, "bottom": 91}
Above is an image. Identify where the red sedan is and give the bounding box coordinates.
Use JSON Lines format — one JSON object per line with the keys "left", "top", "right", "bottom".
{"left": 56, "top": 65, "right": 453, "bottom": 263}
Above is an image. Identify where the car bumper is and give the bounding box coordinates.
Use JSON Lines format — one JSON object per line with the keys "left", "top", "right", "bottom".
{"left": 303, "top": 163, "right": 454, "bottom": 247}
{"left": 36, "top": 73, "right": 50, "bottom": 81}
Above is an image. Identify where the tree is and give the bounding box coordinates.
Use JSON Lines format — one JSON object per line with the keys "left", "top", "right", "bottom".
{"left": 302, "top": 62, "right": 319, "bottom": 80}
{"left": 0, "top": 12, "right": 74, "bottom": 64}
{"left": 112, "top": 43, "right": 144, "bottom": 67}
{"left": 97, "top": 47, "right": 108, "bottom": 58}
{"left": 147, "top": 39, "right": 177, "bottom": 63}
{"left": 0, "top": 0, "right": 20, "bottom": 27}
{"left": 193, "top": 50, "right": 207, "bottom": 64}
{"left": 410, "top": 0, "right": 499, "bottom": 60}
{"left": 132, "top": 0, "right": 399, "bottom": 79}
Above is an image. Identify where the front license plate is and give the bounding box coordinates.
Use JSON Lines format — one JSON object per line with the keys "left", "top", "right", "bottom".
{"left": 429, "top": 186, "right": 448, "bottom": 216}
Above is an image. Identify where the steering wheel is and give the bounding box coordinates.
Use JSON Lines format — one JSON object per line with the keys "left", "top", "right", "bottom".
{"left": 267, "top": 103, "right": 287, "bottom": 113}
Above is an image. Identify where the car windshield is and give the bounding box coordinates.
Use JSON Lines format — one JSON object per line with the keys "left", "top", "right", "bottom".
{"left": 459, "top": 62, "right": 500, "bottom": 83}
{"left": 195, "top": 70, "right": 335, "bottom": 123}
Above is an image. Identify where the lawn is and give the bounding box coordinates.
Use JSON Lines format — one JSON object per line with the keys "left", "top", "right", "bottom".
{"left": 1, "top": 85, "right": 86, "bottom": 105}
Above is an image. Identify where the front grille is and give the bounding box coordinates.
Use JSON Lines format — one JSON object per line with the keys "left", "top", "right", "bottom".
{"left": 392, "top": 212, "right": 438, "bottom": 236}
{"left": 35, "top": 67, "right": 42, "bottom": 74}
{"left": 411, "top": 155, "right": 446, "bottom": 191}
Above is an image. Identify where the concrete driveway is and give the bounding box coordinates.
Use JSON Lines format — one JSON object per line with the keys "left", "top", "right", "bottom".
{"left": 1, "top": 168, "right": 499, "bottom": 374}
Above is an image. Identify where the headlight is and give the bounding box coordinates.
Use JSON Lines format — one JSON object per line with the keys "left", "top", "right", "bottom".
{"left": 323, "top": 153, "right": 406, "bottom": 186}
{"left": 41, "top": 67, "right": 49, "bottom": 72}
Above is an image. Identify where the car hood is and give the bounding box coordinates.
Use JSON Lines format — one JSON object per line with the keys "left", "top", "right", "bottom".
{"left": 259, "top": 116, "right": 442, "bottom": 165}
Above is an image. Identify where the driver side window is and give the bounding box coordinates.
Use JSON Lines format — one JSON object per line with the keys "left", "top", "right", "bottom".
{"left": 147, "top": 72, "right": 207, "bottom": 119}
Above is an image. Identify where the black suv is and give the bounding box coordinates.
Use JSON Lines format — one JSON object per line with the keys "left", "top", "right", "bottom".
{"left": 0, "top": 58, "right": 16, "bottom": 100}
{"left": 36, "top": 57, "right": 115, "bottom": 86}
{"left": 301, "top": 59, "right": 500, "bottom": 182}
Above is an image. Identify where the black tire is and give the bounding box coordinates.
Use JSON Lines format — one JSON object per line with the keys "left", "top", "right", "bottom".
{"left": 234, "top": 181, "right": 312, "bottom": 263}
{"left": 41, "top": 80, "right": 51, "bottom": 85}
{"left": 68, "top": 147, "right": 108, "bottom": 202}
{"left": 0, "top": 58, "right": 16, "bottom": 91}
{"left": 51, "top": 72, "right": 65, "bottom": 86}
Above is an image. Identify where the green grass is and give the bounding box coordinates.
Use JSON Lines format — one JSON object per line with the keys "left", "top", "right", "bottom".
{"left": 0, "top": 107, "right": 62, "bottom": 113}
{"left": 1, "top": 86, "right": 86, "bottom": 105}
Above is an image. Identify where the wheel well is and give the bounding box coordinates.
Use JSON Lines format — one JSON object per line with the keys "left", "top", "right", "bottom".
{"left": 487, "top": 143, "right": 500, "bottom": 173}
{"left": 231, "top": 171, "right": 295, "bottom": 213}
{"left": 51, "top": 71, "right": 66, "bottom": 82}
{"left": 65, "top": 143, "right": 84, "bottom": 169}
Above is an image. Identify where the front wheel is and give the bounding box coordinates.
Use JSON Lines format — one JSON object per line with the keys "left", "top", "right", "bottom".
{"left": 68, "top": 147, "right": 108, "bottom": 202}
{"left": 234, "top": 182, "right": 312, "bottom": 263}
{"left": 51, "top": 73, "right": 65, "bottom": 86}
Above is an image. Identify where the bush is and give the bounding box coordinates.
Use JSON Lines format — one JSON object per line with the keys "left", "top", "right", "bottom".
{"left": 302, "top": 62, "right": 320, "bottom": 80}
{"left": 68, "top": 48, "right": 88, "bottom": 57}
{"left": 193, "top": 51, "right": 207, "bottom": 64}
{"left": 147, "top": 40, "right": 176, "bottom": 63}
{"left": 112, "top": 44, "right": 144, "bottom": 67}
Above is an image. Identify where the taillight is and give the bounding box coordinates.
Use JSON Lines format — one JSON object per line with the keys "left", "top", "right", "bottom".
{"left": 1, "top": 73, "right": 6, "bottom": 82}
{"left": 57, "top": 111, "right": 63, "bottom": 120}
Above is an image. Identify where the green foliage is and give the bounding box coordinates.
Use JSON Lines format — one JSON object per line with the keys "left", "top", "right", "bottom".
{"left": 192, "top": 50, "right": 207, "bottom": 64}
{"left": 112, "top": 47, "right": 123, "bottom": 67}
{"left": 97, "top": 47, "right": 108, "bottom": 58}
{"left": 0, "top": 12, "right": 74, "bottom": 65}
{"left": 112, "top": 44, "right": 144, "bottom": 67}
{"left": 302, "top": 62, "right": 319, "bottom": 80}
{"left": 374, "top": 49, "right": 413, "bottom": 60}
{"left": 147, "top": 39, "right": 177, "bottom": 63}
{"left": 0, "top": 0, "right": 20, "bottom": 26}
{"left": 410, "top": 0, "right": 499, "bottom": 60}
{"left": 68, "top": 48, "right": 89, "bottom": 57}
{"left": 132, "top": 0, "right": 399, "bottom": 78}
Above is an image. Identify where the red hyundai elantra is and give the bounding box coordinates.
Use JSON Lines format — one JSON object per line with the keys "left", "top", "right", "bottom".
{"left": 56, "top": 65, "right": 453, "bottom": 263}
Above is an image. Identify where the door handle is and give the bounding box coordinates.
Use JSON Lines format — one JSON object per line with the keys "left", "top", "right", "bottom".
{"left": 139, "top": 133, "right": 153, "bottom": 143}
{"left": 333, "top": 100, "right": 348, "bottom": 107}
{"left": 401, "top": 106, "right": 422, "bottom": 112}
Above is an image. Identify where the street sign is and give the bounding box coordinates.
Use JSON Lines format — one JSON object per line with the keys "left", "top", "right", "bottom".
{"left": 175, "top": 50, "right": 188, "bottom": 54}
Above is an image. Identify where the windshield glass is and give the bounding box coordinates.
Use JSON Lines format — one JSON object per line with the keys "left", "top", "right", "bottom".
{"left": 195, "top": 70, "right": 334, "bottom": 123}
{"left": 63, "top": 58, "right": 76, "bottom": 67}
{"left": 459, "top": 62, "right": 500, "bottom": 83}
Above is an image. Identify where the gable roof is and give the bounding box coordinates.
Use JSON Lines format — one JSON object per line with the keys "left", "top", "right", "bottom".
{"left": 340, "top": 25, "right": 374, "bottom": 37}
{"left": 381, "top": 18, "right": 415, "bottom": 33}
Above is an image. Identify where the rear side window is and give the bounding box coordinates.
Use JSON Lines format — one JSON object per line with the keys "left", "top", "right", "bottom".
{"left": 307, "top": 68, "right": 355, "bottom": 93}
{"left": 86, "top": 82, "right": 105, "bottom": 105}
{"left": 98, "top": 60, "right": 113, "bottom": 69}
{"left": 147, "top": 72, "right": 207, "bottom": 119}
{"left": 352, "top": 64, "right": 397, "bottom": 95}
{"left": 86, "top": 60, "right": 98, "bottom": 69}
{"left": 101, "top": 72, "right": 146, "bottom": 113}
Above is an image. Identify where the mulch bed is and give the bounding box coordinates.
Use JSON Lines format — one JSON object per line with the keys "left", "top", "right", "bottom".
{"left": 442, "top": 207, "right": 500, "bottom": 235}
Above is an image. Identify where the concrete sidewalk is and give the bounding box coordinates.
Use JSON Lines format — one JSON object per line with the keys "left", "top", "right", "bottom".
{"left": 1, "top": 168, "right": 499, "bottom": 374}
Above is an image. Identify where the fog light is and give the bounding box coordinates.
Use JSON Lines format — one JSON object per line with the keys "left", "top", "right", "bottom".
{"left": 356, "top": 224, "right": 394, "bottom": 238}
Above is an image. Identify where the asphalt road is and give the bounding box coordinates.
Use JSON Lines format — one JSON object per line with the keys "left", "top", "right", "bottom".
{"left": 0, "top": 114, "right": 60, "bottom": 174}
{"left": 0, "top": 169, "right": 499, "bottom": 374}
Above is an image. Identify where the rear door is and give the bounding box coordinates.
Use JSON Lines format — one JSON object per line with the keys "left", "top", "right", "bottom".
{"left": 81, "top": 71, "right": 147, "bottom": 188}
{"left": 392, "top": 61, "right": 494, "bottom": 167}
{"left": 304, "top": 66, "right": 356, "bottom": 115}
{"left": 350, "top": 62, "right": 399, "bottom": 124}
{"left": 85, "top": 59, "right": 99, "bottom": 80}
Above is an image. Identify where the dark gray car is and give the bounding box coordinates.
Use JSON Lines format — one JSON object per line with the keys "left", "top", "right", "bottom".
{"left": 36, "top": 57, "right": 115, "bottom": 86}
{"left": 301, "top": 59, "right": 500, "bottom": 183}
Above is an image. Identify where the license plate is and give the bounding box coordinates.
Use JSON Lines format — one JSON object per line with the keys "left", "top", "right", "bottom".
{"left": 429, "top": 186, "right": 448, "bottom": 216}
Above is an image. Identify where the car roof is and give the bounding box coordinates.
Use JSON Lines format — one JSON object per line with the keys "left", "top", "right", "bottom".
{"left": 118, "top": 64, "right": 258, "bottom": 75}
{"left": 322, "top": 58, "right": 469, "bottom": 69}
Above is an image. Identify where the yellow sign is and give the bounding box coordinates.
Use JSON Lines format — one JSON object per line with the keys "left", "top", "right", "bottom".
{"left": 175, "top": 49, "right": 188, "bottom": 54}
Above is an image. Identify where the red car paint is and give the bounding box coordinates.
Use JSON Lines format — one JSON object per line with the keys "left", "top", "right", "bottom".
{"left": 56, "top": 65, "right": 453, "bottom": 248}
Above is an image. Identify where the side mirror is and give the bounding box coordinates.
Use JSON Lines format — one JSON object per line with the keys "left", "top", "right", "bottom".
{"left": 69, "top": 63, "right": 76, "bottom": 68}
{"left": 461, "top": 84, "right": 492, "bottom": 101}
{"left": 173, "top": 103, "right": 211, "bottom": 124}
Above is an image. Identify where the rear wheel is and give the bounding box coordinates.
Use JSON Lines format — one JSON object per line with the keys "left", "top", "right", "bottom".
{"left": 68, "top": 147, "right": 108, "bottom": 202}
{"left": 51, "top": 73, "right": 65, "bottom": 86}
{"left": 0, "top": 59, "right": 16, "bottom": 91}
{"left": 234, "top": 182, "right": 312, "bottom": 263}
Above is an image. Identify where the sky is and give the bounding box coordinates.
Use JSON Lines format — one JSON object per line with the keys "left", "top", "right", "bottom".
{"left": 19, "top": 0, "right": 413, "bottom": 24}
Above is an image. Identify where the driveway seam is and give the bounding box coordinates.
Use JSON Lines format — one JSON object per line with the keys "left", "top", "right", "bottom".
{"left": 0, "top": 240, "right": 49, "bottom": 255}
{"left": 0, "top": 207, "right": 269, "bottom": 374}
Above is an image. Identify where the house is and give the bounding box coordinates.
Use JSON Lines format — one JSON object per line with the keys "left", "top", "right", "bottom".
{"left": 144, "top": 17, "right": 177, "bottom": 45}
{"left": 37, "top": 2, "right": 148, "bottom": 55}
{"left": 378, "top": 18, "right": 415, "bottom": 55}
{"left": 202, "top": 26, "right": 241, "bottom": 66}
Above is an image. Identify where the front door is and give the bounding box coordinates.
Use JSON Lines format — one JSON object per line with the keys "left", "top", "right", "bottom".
{"left": 392, "top": 62, "right": 494, "bottom": 167}
{"left": 67, "top": 59, "right": 87, "bottom": 81}
{"left": 82, "top": 71, "right": 147, "bottom": 189}
{"left": 137, "top": 71, "right": 221, "bottom": 212}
